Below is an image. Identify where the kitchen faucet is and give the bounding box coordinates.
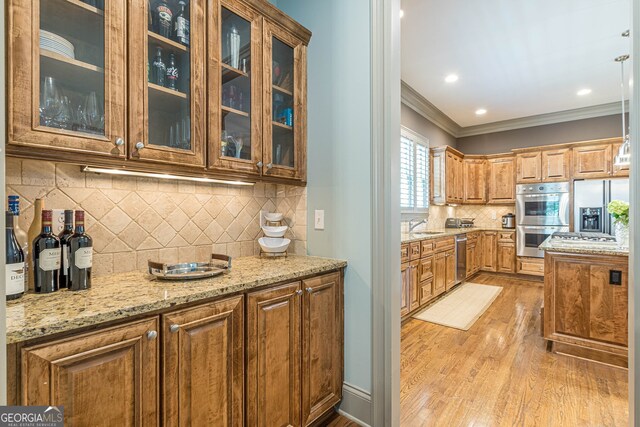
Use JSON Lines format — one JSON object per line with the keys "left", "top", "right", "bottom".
{"left": 408, "top": 218, "right": 428, "bottom": 232}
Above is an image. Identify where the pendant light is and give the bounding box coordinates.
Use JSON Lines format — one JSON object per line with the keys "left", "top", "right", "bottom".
{"left": 614, "top": 30, "right": 631, "bottom": 167}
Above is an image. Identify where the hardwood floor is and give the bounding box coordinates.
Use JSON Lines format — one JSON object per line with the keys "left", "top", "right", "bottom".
{"left": 400, "top": 273, "right": 628, "bottom": 426}
{"left": 323, "top": 413, "right": 361, "bottom": 426}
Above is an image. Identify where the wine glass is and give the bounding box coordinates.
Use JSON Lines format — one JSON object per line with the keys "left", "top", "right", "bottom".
{"left": 83, "top": 91, "right": 101, "bottom": 133}
{"left": 168, "top": 124, "right": 175, "bottom": 148}
{"left": 174, "top": 121, "right": 181, "bottom": 149}
{"left": 57, "top": 96, "right": 74, "bottom": 130}
{"left": 39, "top": 76, "right": 62, "bottom": 127}
{"left": 234, "top": 136, "right": 244, "bottom": 159}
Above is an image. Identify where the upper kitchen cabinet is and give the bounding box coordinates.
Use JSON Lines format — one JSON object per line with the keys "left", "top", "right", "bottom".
{"left": 263, "top": 21, "right": 308, "bottom": 181}
{"left": 515, "top": 151, "right": 541, "bottom": 183}
{"left": 541, "top": 148, "right": 571, "bottom": 182}
{"left": 208, "top": 0, "right": 264, "bottom": 175}
{"left": 431, "top": 146, "right": 464, "bottom": 205}
{"left": 8, "top": 0, "right": 127, "bottom": 159}
{"left": 486, "top": 154, "right": 516, "bottom": 204}
{"left": 129, "top": 0, "right": 206, "bottom": 167}
{"left": 572, "top": 142, "right": 613, "bottom": 179}
{"left": 612, "top": 140, "right": 630, "bottom": 177}
{"left": 463, "top": 157, "right": 487, "bottom": 204}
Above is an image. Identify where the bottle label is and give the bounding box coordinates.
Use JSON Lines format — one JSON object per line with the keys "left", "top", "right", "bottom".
{"left": 39, "top": 248, "right": 61, "bottom": 271}
{"left": 157, "top": 5, "right": 172, "bottom": 23}
{"left": 75, "top": 248, "right": 93, "bottom": 269}
{"left": 167, "top": 66, "right": 178, "bottom": 81}
{"left": 62, "top": 245, "right": 69, "bottom": 276}
{"left": 5, "top": 262, "right": 24, "bottom": 296}
{"left": 176, "top": 17, "right": 189, "bottom": 44}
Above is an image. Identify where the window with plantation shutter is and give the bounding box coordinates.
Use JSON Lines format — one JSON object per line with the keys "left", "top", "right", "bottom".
{"left": 400, "top": 127, "right": 429, "bottom": 212}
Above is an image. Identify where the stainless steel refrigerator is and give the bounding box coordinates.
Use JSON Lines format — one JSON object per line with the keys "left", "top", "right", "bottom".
{"left": 573, "top": 178, "right": 629, "bottom": 235}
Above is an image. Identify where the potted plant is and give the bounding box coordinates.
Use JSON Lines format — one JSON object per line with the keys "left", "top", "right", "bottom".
{"left": 607, "top": 200, "right": 629, "bottom": 248}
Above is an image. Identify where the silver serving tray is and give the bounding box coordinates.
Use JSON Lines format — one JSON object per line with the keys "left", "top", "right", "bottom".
{"left": 148, "top": 254, "right": 231, "bottom": 280}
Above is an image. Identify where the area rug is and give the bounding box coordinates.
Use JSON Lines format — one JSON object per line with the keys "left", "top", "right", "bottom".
{"left": 412, "top": 283, "right": 503, "bottom": 331}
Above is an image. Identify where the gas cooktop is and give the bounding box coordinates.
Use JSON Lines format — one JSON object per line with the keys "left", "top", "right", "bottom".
{"left": 551, "top": 232, "right": 616, "bottom": 242}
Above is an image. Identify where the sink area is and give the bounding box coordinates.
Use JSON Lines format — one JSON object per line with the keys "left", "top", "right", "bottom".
{"left": 410, "top": 232, "right": 445, "bottom": 237}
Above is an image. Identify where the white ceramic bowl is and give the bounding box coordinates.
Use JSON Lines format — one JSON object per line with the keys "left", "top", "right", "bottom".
{"left": 258, "top": 237, "right": 291, "bottom": 253}
{"left": 263, "top": 212, "right": 284, "bottom": 222}
{"left": 262, "top": 225, "right": 288, "bottom": 238}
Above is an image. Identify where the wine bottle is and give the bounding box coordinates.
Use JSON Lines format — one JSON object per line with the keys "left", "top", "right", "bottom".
{"left": 155, "top": 0, "right": 173, "bottom": 38}
{"left": 33, "top": 209, "right": 60, "bottom": 294}
{"left": 6, "top": 212, "right": 25, "bottom": 301}
{"left": 152, "top": 46, "right": 166, "bottom": 86}
{"left": 69, "top": 211, "right": 92, "bottom": 291}
{"left": 174, "top": 1, "right": 189, "bottom": 46}
{"left": 27, "top": 198, "right": 44, "bottom": 291}
{"left": 166, "top": 53, "right": 179, "bottom": 90}
{"left": 8, "top": 195, "right": 28, "bottom": 291}
{"left": 58, "top": 210, "right": 74, "bottom": 289}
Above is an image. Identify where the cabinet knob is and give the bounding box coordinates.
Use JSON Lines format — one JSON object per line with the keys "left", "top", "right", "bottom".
{"left": 257, "top": 161, "right": 263, "bottom": 168}
{"left": 169, "top": 324, "right": 180, "bottom": 333}
{"left": 115, "top": 137, "right": 124, "bottom": 147}
{"left": 146, "top": 330, "right": 158, "bottom": 341}
{"left": 306, "top": 287, "right": 313, "bottom": 293}
{"left": 135, "top": 141, "right": 145, "bottom": 150}
{"left": 266, "top": 163, "right": 273, "bottom": 169}
{"left": 296, "top": 289, "right": 303, "bottom": 296}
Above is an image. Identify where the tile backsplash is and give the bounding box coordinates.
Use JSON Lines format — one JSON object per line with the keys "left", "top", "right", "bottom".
{"left": 456, "top": 205, "right": 515, "bottom": 228}
{"left": 7, "top": 158, "right": 307, "bottom": 277}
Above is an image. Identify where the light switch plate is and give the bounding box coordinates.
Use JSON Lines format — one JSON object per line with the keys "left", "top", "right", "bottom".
{"left": 314, "top": 210, "right": 325, "bottom": 230}
{"left": 52, "top": 209, "right": 65, "bottom": 235}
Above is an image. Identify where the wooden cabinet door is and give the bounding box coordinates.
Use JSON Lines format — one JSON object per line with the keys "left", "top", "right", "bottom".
{"left": 263, "top": 21, "right": 307, "bottom": 181}
{"left": 573, "top": 144, "right": 612, "bottom": 178}
{"left": 516, "top": 152, "right": 542, "bottom": 183}
{"left": 612, "top": 141, "right": 630, "bottom": 177}
{"left": 8, "top": 0, "right": 127, "bottom": 158}
{"left": 302, "top": 272, "right": 343, "bottom": 426}
{"left": 456, "top": 156, "right": 465, "bottom": 202}
{"left": 497, "top": 243, "right": 516, "bottom": 273}
{"left": 481, "top": 231, "right": 497, "bottom": 272}
{"left": 466, "top": 240, "right": 475, "bottom": 277}
{"left": 21, "top": 318, "right": 159, "bottom": 426}
{"left": 433, "top": 252, "right": 447, "bottom": 296}
{"left": 247, "top": 281, "right": 301, "bottom": 426}
{"left": 409, "top": 260, "right": 420, "bottom": 312}
{"left": 541, "top": 149, "right": 571, "bottom": 182}
{"left": 445, "top": 249, "right": 456, "bottom": 290}
{"left": 430, "top": 149, "right": 446, "bottom": 204}
{"left": 401, "top": 262, "right": 410, "bottom": 317}
{"left": 463, "top": 158, "right": 487, "bottom": 204}
{"left": 445, "top": 152, "right": 457, "bottom": 204}
{"left": 475, "top": 234, "right": 483, "bottom": 273}
{"left": 419, "top": 256, "right": 434, "bottom": 305}
{"left": 163, "top": 296, "right": 244, "bottom": 427}
{"left": 128, "top": 0, "right": 207, "bottom": 167}
{"left": 551, "top": 258, "right": 628, "bottom": 346}
{"left": 208, "top": 0, "right": 264, "bottom": 175}
{"left": 487, "top": 156, "right": 516, "bottom": 204}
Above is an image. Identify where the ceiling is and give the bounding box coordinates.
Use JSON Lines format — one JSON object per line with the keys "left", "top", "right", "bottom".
{"left": 401, "top": 0, "right": 631, "bottom": 128}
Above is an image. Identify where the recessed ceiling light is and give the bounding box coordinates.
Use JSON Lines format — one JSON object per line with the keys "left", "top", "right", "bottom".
{"left": 475, "top": 108, "right": 487, "bottom": 116}
{"left": 577, "top": 88, "right": 592, "bottom": 96}
{"left": 444, "top": 74, "right": 459, "bottom": 83}
{"left": 399, "top": 9, "right": 404, "bottom": 18}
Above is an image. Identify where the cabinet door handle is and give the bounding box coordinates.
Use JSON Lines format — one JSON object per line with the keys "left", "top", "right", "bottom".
{"left": 135, "top": 141, "right": 145, "bottom": 150}
{"left": 306, "top": 287, "right": 313, "bottom": 293}
{"left": 146, "top": 330, "right": 158, "bottom": 341}
{"left": 266, "top": 163, "right": 273, "bottom": 169}
{"left": 257, "top": 161, "right": 263, "bottom": 168}
{"left": 115, "top": 137, "right": 124, "bottom": 147}
{"left": 169, "top": 324, "right": 180, "bottom": 333}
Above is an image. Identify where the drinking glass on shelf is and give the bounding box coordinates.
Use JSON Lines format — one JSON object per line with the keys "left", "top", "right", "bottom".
{"left": 169, "top": 124, "right": 175, "bottom": 148}
{"left": 57, "top": 96, "right": 74, "bottom": 130}
{"left": 83, "top": 91, "right": 102, "bottom": 133}
{"left": 174, "top": 121, "right": 182, "bottom": 149}
{"left": 181, "top": 117, "right": 190, "bottom": 149}
{"left": 234, "top": 135, "right": 244, "bottom": 159}
{"left": 39, "top": 76, "right": 62, "bottom": 127}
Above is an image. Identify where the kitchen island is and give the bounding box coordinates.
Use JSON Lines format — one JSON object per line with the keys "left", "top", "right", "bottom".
{"left": 540, "top": 236, "right": 628, "bottom": 367}
{"left": 7, "top": 255, "right": 346, "bottom": 426}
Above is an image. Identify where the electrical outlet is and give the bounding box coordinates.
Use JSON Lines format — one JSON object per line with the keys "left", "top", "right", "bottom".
{"left": 491, "top": 210, "right": 497, "bottom": 220}
{"left": 314, "top": 210, "right": 325, "bottom": 230}
{"left": 52, "top": 209, "right": 65, "bottom": 235}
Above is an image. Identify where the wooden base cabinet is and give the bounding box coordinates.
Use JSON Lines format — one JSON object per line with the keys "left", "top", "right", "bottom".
{"left": 162, "top": 296, "right": 244, "bottom": 426}
{"left": 481, "top": 231, "right": 498, "bottom": 272}
{"left": 400, "top": 262, "right": 410, "bottom": 317}
{"left": 21, "top": 318, "right": 159, "bottom": 426}
{"left": 445, "top": 249, "right": 456, "bottom": 291}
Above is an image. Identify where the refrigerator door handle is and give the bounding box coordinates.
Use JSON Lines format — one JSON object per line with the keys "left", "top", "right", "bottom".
{"left": 604, "top": 180, "right": 611, "bottom": 235}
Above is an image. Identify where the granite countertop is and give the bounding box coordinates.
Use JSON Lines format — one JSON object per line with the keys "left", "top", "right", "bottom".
{"left": 539, "top": 236, "right": 629, "bottom": 257}
{"left": 401, "top": 227, "right": 512, "bottom": 244}
{"left": 6, "top": 255, "right": 347, "bottom": 345}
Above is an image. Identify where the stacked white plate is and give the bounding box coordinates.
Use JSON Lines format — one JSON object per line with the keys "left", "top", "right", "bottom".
{"left": 259, "top": 212, "right": 291, "bottom": 254}
{"left": 40, "top": 30, "right": 75, "bottom": 59}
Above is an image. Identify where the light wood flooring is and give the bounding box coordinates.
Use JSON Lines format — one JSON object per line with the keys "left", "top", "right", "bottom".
{"left": 400, "top": 273, "right": 628, "bottom": 426}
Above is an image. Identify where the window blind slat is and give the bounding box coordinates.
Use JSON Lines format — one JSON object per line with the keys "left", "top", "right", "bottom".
{"left": 400, "top": 132, "right": 429, "bottom": 211}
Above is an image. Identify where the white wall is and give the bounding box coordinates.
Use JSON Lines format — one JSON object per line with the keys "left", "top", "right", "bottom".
{"left": 275, "top": 0, "right": 373, "bottom": 402}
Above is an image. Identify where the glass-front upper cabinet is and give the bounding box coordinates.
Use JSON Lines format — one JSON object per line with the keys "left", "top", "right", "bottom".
{"left": 129, "top": 0, "right": 206, "bottom": 166}
{"left": 263, "top": 22, "right": 307, "bottom": 181}
{"left": 208, "top": 0, "right": 262, "bottom": 175}
{"left": 8, "top": 0, "right": 127, "bottom": 157}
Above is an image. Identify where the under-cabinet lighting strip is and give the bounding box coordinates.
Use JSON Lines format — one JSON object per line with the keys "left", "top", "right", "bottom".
{"left": 81, "top": 166, "right": 255, "bottom": 186}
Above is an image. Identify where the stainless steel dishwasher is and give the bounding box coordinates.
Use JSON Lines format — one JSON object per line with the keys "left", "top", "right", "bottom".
{"left": 455, "top": 235, "right": 467, "bottom": 284}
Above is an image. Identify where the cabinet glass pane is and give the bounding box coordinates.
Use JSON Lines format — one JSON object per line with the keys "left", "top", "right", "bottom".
{"left": 220, "top": 8, "right": 252, "bottom": 161}
{"left": 39, "top": 0, "right": 106, "bottom": 136}
{"left": 148, "top": 0, "right": 191, "bottom": 150}
{"left": 271, "top": 37, "right": 294, "bottom": 168}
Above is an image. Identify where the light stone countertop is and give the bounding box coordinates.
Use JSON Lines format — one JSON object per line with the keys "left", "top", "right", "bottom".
{"left": 6, "top": 255, "right": 347, "bottom": 345}
{"left": 539, "top": 236, "right": 629, "bottom": 257}
{"left": 401, "top": 227, "right": 511, "bottom": 244}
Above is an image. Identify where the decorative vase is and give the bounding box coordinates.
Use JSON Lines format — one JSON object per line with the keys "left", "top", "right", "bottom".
{"left": 614, "top": 222, "right": 629, "bottom": 248}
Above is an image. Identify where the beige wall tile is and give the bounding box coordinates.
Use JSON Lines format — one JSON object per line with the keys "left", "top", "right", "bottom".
{"left": 113, "top": 252, "right": 137, "bottom": 274}
{"left": 22, "top": 160, "right": 55, "bottom": 186}
{"left": 55, "top": 163, "right": 85, "bottom": 188}
{"left": 93, "top": 253, "right": 114, "bottom": 277}
{"left": 6, "top": 158, "right": 21, "bottom": 185}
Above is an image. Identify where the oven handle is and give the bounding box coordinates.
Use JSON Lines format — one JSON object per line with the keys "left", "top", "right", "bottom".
{"left": 519, "top": 225, "right": 567, "bottom": 230}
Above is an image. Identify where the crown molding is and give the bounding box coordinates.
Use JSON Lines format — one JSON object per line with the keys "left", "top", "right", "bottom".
{"left": 400, "top": 80, "right": 626, "bottom": 138}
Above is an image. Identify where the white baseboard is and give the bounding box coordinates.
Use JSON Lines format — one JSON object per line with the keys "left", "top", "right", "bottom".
{"left": 338, "top": 382, "right": 372, "bottom": 426}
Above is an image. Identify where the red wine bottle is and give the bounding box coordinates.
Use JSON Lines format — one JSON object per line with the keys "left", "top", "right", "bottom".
{"left": 6, "top": 211, "right": 25, "bottom": 300}
{"left": 69, "top": 211, "right": 92, "bottom": 291}
{"left": 33, "top": 210, "right": 60, "bottom": 293}
{"left": 58, "top": 210, "right": 74, "bottom": 289}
